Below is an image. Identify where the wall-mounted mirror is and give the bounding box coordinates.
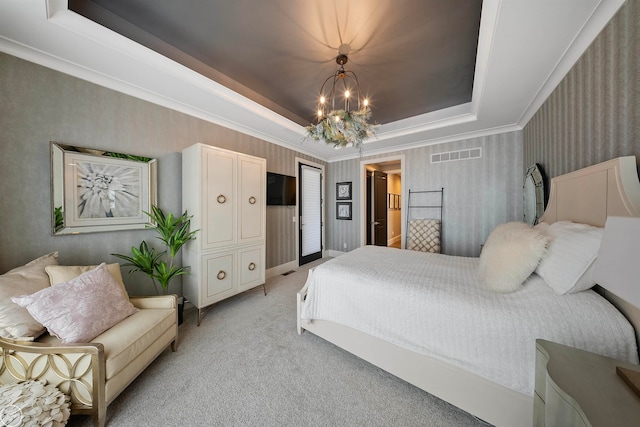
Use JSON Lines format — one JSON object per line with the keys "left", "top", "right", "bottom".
{"left": 51, "top": 142, "right": 157, "bottom": 235}
{"left": 523, "top": 163, "right": 545, "bottom": 225}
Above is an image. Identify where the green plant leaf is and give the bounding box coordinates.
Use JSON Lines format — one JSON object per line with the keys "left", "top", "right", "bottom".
{"left": 113, "top": 206, "right": 198, "bottom": 295}
{"left": 112, "top": 241, "right": 163, "bottom": 275}
{"left": 153, "top": 261, "right": 190, "bottom": 293}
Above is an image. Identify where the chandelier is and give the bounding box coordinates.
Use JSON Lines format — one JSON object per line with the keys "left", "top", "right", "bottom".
{"left": 305, "top": 53, "right": 377, "bottom": 149}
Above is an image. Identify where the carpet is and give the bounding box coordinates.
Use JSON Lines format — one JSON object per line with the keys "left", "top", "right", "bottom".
{"left": 68, "top": 258, "right": 488, "bottom": 426}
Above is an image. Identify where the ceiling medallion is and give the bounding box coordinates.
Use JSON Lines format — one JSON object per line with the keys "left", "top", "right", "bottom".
{"left": 305, "top": 53, "right": 377, "bottom": 150}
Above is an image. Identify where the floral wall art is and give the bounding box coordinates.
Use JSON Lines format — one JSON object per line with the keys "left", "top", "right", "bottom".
{"left": 51, "top": 143, "right": 157, "bottom": 235}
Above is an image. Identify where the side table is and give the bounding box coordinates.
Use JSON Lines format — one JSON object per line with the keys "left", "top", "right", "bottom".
{"left": 534, "top": 339, "right": 640, "bottom": 426}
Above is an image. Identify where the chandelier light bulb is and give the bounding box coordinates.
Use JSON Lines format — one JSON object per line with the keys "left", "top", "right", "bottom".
{"left": 305, "top": 52, "right": 377, "bottom": 150}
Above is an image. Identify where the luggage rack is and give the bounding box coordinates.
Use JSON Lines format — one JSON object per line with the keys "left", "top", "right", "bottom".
{"left": 405, "top": 188, "right": 444, "bottom": 252}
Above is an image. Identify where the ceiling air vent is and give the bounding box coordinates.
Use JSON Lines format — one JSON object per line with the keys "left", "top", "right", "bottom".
{"left": 431, "top": 147, "right": 482, "bottom": 164}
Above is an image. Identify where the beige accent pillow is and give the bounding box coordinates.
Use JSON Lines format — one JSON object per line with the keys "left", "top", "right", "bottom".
{"left": 0, "top": 252, "right": 58, "bottom": 340}
{"left": 45, "top": 263, "right": 128, "bottom": 297}
{"left": 479, "top": 222, "right": 549, "bottom": 293}
{"left": 12, "top": 263, "right": 138, "bottom": 343}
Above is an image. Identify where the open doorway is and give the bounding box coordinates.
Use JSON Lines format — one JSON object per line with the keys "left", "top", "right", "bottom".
{"left": 360, "top": 155, "right": 405, "bottom": 248}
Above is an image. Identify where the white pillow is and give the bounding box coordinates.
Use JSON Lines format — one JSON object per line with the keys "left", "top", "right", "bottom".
{"left": 535, "top": 221, "right": 603, "bottom": 294}
{"left": 479, "top": 222, "right": 549, "bottom": 293}
{"left": 0, "top": 252, "right": 58, "bottom": 340}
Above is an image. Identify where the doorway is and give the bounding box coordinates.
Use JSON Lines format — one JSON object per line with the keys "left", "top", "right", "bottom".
{"left": 366, "top": 170, "right": 388, "bottom": 246}
{"left": 298, "top": 162, "right": 323, "bottom": 265}
{"left": 360, "top": 155, "right": 405, "bottom": 248}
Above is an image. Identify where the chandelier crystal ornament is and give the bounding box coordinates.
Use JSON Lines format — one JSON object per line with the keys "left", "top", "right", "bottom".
{"left": 305, "top": 53, "right": 377, "bottom": 149}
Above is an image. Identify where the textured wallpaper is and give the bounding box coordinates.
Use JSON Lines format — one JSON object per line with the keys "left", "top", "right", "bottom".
{"left": 0, "top": 52, "right": 323, "bottom": 293}
{"left": 523, "top": 0, "right": 640, "bottom": 182}
{"left": 326, "top": 131, "right": 524, "bottom": 257}
{"left": 3, "top": 0, "right": 635, "bottom": 281}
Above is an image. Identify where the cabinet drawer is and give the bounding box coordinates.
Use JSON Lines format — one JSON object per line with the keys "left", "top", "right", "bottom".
{"left": 203, "top": 251, "right": 235, "bottom": 304}
{"left": 238, "top": 245, "right": 264, "bottom": 291}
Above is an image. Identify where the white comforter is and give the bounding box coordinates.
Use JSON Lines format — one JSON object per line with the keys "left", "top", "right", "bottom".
{"left": 300, "top": 246, "right": 639, "bottom": 395}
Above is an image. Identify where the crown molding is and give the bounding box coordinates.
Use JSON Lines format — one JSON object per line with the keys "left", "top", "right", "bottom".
{"left": 0, "top": 0, "right": 626, "bottom": 163}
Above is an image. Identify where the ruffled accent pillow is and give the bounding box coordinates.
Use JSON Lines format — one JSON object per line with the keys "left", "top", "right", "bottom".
{"left": 12, "top": 263, "right": 138, "bottom": 343}
{"left": 479, "top": 222, "right": 549, "bottom": 293}
{"left": 0, "top": 252, "right": 58, "bottom": 340}
{"left": 535, "top": 221, "right": 603, "bottom": 294}
{"left": 0, "top": 380, "right": 70, "bottom": 426}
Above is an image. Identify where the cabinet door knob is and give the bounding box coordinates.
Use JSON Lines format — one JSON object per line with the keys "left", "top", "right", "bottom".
{"left": 248, "top": 196, "right": 256, "bottom": 205}
{"left": 248, "top": 262, "right": 256, "bottom": 271}
{"left": 216, "top": 270, "right": 226, "bottom": 280}
{"left": 217, "top": 194, "right": 226, "bottom": 204}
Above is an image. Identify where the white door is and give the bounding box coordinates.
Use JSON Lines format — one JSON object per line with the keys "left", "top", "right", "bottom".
{"left": 299, "top": 164, "right": 322, "bottom": 265}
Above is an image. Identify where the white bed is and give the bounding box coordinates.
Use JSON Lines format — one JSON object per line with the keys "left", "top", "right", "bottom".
{"left": 296, "top": 156, "right": 640, "bottom": 426}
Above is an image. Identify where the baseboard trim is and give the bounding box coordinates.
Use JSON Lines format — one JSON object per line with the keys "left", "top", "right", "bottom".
{"left": 325, "top": 250, "right": 346, "bottom": 258}
{"left": 266, "top": 260, "right": 298, "bottom": 279}
{"left": 388, "top": 235, "right": 401, "bottom": 246}
{"left": 267, "top": 252, "right": 346, "bottom": 278}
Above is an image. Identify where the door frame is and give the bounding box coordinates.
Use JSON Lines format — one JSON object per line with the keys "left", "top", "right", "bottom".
{"left": 295, "top": 157, "right": 325, "bottom": 265}
{"left": 359, "top": 154, "right": 405, "bottom": 248}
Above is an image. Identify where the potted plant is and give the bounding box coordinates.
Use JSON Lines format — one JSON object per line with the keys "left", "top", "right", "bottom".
{"left": 112, "top": 205, "right": 198, "bottom": 324}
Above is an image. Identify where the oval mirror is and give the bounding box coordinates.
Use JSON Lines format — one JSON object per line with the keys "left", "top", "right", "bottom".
{"left": 523, "top": 164, "right": 545, "bottom": 225}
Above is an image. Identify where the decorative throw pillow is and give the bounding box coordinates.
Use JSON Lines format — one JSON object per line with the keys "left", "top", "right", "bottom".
{"left": 0, "top": 380, "right": 70, "bottom": 426}
{"left": 0, "top": 252, "right": 58, "bottom": 340}
{"left": 535, "top": 221, "right": 603, "bottom": 294}
{"left": 12, "top": 263, "right": 138, "bottom": 343}
{"left": 45, "top": 263, "right": 129, "bottom": 297}
{"left": 479, "top": 222, "right": 549, "bottom": 293}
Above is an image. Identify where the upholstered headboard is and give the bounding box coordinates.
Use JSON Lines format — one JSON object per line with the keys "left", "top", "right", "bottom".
{"left": 539, "top": 156, "right": 640, "bottom": 227}
{"left": 538, "top": 156, "right": 640, "bottom": 346}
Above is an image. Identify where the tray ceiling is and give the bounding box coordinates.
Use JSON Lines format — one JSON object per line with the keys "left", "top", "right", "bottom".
{"left": 0, "top": 0, "right": 626, "bottom": 161}
{"left": 70, "top": 0, "right": 483, "bottom": 127}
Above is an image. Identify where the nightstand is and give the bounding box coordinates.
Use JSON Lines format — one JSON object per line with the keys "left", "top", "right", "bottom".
{"left": 534, "top": 339, "right": 640, "bottom": 426}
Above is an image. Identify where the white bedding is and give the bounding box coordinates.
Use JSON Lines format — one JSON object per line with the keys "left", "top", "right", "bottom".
{"left": 300, "top": 246, "right": 639, "bottom": 395}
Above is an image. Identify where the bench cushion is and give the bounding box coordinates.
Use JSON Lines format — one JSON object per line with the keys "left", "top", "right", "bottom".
{"left": 39, "top": 307, "right": 175, "bottom": 380}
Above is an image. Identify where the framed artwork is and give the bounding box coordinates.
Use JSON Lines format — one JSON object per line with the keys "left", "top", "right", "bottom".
{"left": 388, "top": 193, "right": 401, "bottom": 210}
{"left": 336, "top": 202, "right": 352, "bottom": 220}
{"left": 51, "top": 142, "right": 157, "bottom": 235}
{"left": 336, "top": 181, "right": 352, "bottom": 200}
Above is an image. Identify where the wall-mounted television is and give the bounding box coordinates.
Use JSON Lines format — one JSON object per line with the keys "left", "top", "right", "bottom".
{"left": 266, "top": 172, "right": 296, "bottom": 206}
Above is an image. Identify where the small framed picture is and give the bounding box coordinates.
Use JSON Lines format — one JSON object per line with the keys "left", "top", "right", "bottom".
{"left": 336, "top": 202, "right": 352, "bottom": 220}
{"left": 336, "top": 182, "right": 352, "bottom": 200}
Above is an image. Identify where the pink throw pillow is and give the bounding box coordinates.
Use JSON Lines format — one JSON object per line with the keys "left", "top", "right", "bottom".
{"left": 12, "top": 263, "right": 138, "bottom": 343}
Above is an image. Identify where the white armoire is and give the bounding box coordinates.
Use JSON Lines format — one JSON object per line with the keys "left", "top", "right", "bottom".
{"left": 182, "top": 143, "right": 266, "bottom": 325}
